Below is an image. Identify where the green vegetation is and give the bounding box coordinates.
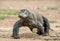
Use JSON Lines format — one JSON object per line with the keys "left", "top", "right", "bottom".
{"left": 0, "top": 9, "right": 19, "bottom": 15}
{"left": 26, "top": 0, "right": 29, "bottom": 1}
{"left": 37, "top": 7, "right": 59, "bottom": 10}
{"left": 47, "top": 7, "right": 58, "bottom": 10}
{"left": 0, "top": 16, "right": 6, "bottom": 20}
{"left": 0, "top": 9, "right": 19, "bottom": 20}
{"left": 49, "top": 21, "right": 57, "bottom": 23}
{"left": 44, "top": 37, "right": 60, "bottom": 41}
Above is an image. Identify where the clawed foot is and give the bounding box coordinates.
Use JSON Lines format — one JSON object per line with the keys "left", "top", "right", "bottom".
{"left": 11, "top": 35, "right": 20, "bottom": 39}
{"left": 43, "top": 33, "right": 49, "bottom": 36}
{"left": 37, "top": 32, "right": 49, "bottom": 36}
{"left": 37, "top": 32, "right": 42, "bottom": 35}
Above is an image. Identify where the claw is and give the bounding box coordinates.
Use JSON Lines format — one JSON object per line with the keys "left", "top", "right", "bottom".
{"left": 14, "top": 36, "right": 20, "bottom": 39}
{"left": 43, "top": 33, "right": 49, "bottom": 36}
{"left": 11, "top": 35, "right": 20, "bottom": 39}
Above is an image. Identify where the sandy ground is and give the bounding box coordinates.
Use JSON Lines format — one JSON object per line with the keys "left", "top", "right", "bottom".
{"left": 0, "top": 0, "right": 60, "bottom": 41}
{"left": 0, "top": 13, "right": 60, "bottom": 41}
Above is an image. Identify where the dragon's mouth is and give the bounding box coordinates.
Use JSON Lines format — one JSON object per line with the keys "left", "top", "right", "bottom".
{"left": 19, "top": 13, "right": 28, "bottom": 18}
{"left": 18, "top": 16, "right": 27, "bottom": 19}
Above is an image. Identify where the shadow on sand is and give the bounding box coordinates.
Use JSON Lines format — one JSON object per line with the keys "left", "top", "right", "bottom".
{"left": 0, "top": 32, "right": 42, "bottom": 39}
